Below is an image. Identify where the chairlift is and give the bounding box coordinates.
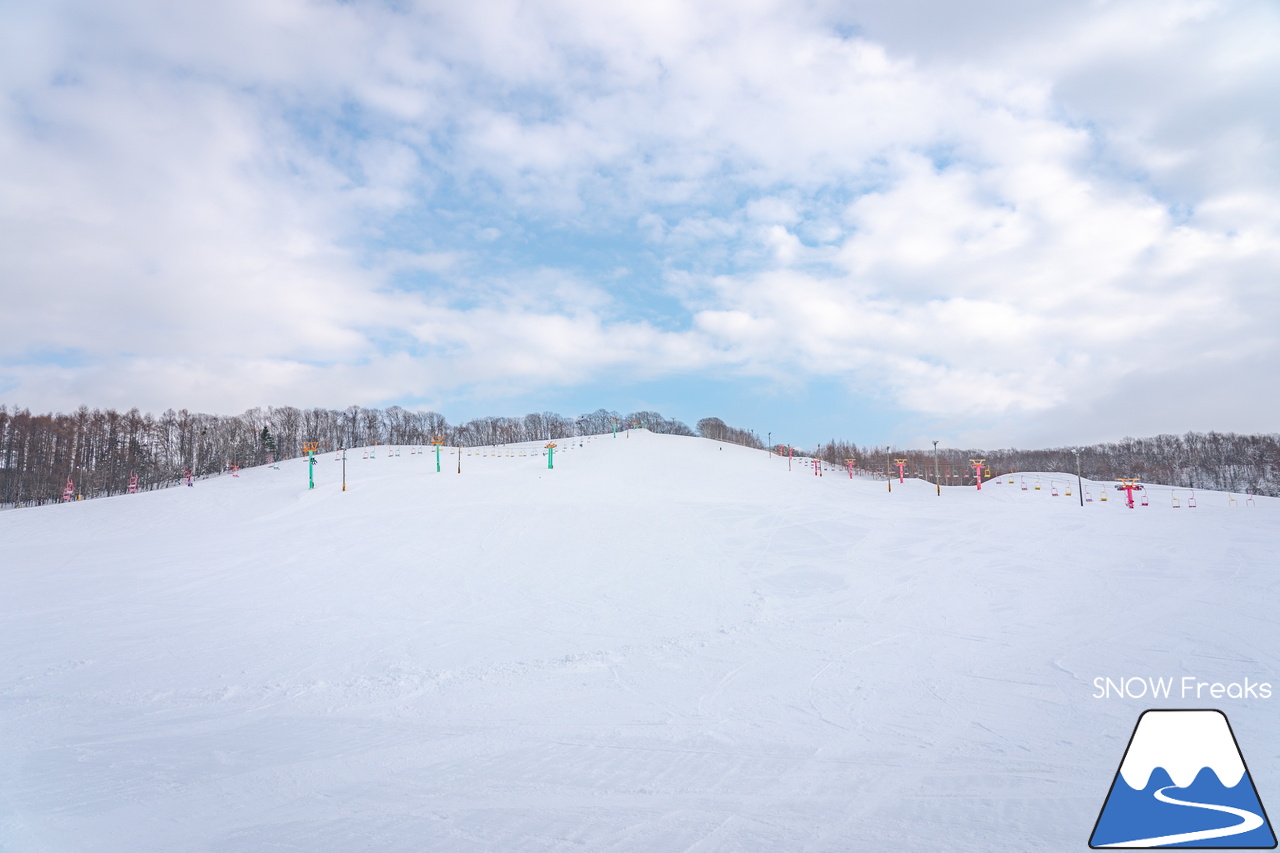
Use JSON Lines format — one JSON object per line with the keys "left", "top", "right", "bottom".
{"left": 1020, "top": 477, "right": 1028, "bottom": 491}
{"left": 1051, "top": 480, "right": 1060, "bottom": 497}
{"left": 1188, "top": 491, "right": 1197, "bottom": 509}
{"left": 1247, "top": 492, "right": 1256, "bottom": 507}
{"left": 1171, "top": 491, "right": 1180, "bottom": 508}
{"left": 1034, "top": 478, "right": 1041, "bottom": 491}
{"left": 1140, "top": 490, "right": 1148, "bottom": 506}
{"left": 1084, "top": 487, "right": 1093, "bottom": 503}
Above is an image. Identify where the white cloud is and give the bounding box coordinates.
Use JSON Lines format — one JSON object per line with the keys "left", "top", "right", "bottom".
{"left": 1, "top": 0, "right": 1277, "bottom": 444}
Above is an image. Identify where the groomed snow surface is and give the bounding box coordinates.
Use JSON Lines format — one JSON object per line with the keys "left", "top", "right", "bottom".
{"left": 2, "top": 430, "right": 1277, "bottom": 851}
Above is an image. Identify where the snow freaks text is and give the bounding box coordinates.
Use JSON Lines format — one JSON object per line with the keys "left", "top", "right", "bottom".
{"left": 1093, "top": 676, "right": 1273, "bottom": 700}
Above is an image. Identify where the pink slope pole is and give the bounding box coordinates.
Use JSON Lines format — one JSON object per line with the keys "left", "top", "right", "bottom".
{"left": 969, "top": 459, "right": 986, "bottom": 491}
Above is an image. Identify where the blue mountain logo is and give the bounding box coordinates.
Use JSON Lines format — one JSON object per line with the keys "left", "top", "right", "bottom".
{"left": 1091, "top": 709, "right": 1276, "bottom": 848}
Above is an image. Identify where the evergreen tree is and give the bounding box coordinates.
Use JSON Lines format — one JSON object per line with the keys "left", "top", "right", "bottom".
{"left": 261, "top": 426, "right": 277, "bottom": 462}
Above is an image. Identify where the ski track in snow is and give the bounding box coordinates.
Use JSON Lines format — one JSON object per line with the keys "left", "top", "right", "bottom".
{"left": 1, "top": 434, "right": 1277, "bottom": 851}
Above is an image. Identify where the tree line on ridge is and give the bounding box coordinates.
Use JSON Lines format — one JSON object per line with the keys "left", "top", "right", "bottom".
{"left": 1, "top": 402, "right": 1275, "bottom": 505}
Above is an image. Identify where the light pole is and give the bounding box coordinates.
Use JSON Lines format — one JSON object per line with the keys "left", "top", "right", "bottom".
{"left": 932, "top": 440, "right": 940, "bottom": 496}
{"left": 1072, "top": 448, "right": 1084, "bottom": 507}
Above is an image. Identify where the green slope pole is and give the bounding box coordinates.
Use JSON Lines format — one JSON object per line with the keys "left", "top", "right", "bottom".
{"left": 303, "top": 441, "right": 319, "bottom": 489}
{"left": 546, "top": 442, "right": 557, "bottom": 469}
{"left": 432, "top": 436, "right": 444, "bottom": 472}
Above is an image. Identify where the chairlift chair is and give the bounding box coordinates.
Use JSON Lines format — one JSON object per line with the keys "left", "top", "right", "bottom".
{"left": 1084, "top": 487, "right": 1093, "bottom": 502}
{"left": 1188, "top": 491, "right": 1197, "bottom": 509}
{"left": 1020, "top": 477, "right": 1028, "bottom": 491}
{"left": 1171, "top": 491, "right": 1180, "bottom": 508}
{"left": 1051, "top": 481, "right": 1060, "bottom": 496}
{"left": 1140, "top": 490, "right": 1149, "bottom": 507}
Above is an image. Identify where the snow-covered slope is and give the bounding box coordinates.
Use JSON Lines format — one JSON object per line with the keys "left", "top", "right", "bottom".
{"left": 2, "top": 430, "right": 1277, "bottom": 851}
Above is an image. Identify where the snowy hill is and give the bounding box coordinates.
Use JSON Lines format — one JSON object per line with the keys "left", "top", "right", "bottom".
{"left": 2, "top": 430, "right": 1278, "bottom": 851}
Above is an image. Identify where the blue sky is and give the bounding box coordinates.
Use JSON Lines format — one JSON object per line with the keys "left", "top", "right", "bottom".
{"left": 2, "top": 0, "right": 1278, "bottom": 449}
